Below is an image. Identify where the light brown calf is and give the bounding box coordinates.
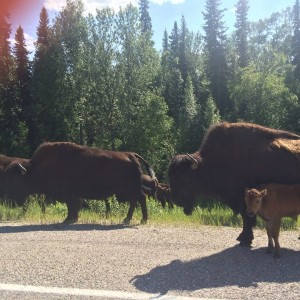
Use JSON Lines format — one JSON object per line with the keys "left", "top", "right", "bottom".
{"left": 245, "top": 184, "right": 300, "bottom": 258}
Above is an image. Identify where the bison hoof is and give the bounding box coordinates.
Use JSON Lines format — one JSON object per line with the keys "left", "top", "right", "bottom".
{"left": 238, "top": 240, "right": 252, "bottom": 247}
{"left": 123, "top": 217, "right": 131, "bottom": 225}
{"left": 266, "top": 248, "right": 273, "bottom": 254}
{"left": 63, "top": 218, "right": 77, "bottom": 224}
{"left": 273, "top": 253, "right": 281, "bottom": 258}
{"left": 140, "top": 219, "right": 147, "bottom": 225}
{"left": 236, "top": 233, "right": 253, "bottom": 247}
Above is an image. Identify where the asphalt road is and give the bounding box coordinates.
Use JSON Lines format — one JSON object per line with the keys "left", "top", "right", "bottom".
{"left": 0, "top": 222, "right": 299, "bottom": 299}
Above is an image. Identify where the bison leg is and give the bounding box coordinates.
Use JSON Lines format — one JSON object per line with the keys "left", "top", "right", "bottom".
{"left": 271, "top": 218, "right": 282, "bottom": 258}
{"left": 237, "top": 212, "right": 256, "bottom": 247}
{"left": 265, "top": 221, "right": 274, "bottom": 254}
{"left": 63, "top": 199, "right": 81, "bottom": 224}
{"left": 123, "top": 199, "right": 137, "bottom": 225}
{"left": 139, "top": 194, "right": 148, "bottom": 224}
{"left": 37, "top": 195, "right": 46, "bottom": 214}
{"left": 104, "top": 199, "right": 111, "bottom": 218}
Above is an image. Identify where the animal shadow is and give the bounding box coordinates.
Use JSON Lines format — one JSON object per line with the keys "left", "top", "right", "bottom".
{"left": 0, "top": 223, "right": 132, "bottom": 233}
{"left": 131, "top": 245, "right": 300, "bottom": 295}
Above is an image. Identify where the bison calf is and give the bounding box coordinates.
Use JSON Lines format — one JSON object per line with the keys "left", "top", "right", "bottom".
{"left": 245, "top": 184, "right": 300, "bottom": 257}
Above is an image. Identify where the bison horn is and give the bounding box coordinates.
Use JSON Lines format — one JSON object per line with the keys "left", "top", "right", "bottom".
{"left": 187, "top": 154, "right": 198, "bottom": 170}
{"left": 18, "top": 163, "right": 27, "bottom": 175}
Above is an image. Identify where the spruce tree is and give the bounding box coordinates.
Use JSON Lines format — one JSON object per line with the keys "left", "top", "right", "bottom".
{"left": 13, "top": 26, "right": 32, "bottom": 122}
{"left": 292, "top": 0, "right": 300, "bottom": 81}
{"left": 235, "top": 0, "right": 249, "bottom": 68}
{"left": 0, "top": 11, "right": 12, "bottom": 84}
{"left": 203, "top": 0, "right": 231, "bottom": 116}
{"left": 139, "top": 0, "right": 152, "bottom": 33}
{"left": 0, "top": 15, "right": 28, "bottom": 155}
{"left": 179, "top": 16, "right": 189, "bottom": 83}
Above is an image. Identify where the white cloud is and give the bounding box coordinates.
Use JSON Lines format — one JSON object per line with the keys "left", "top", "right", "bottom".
{"left": 44, "top": 0, "right": 139, "bottom": 15}
{"left": 44, "top": 0, "right": 66, "bottom": 11}
{"left": 24, "top": 33, "right": 36, "bottom": 53}
{"left": 228, "top": 6, "right": 236, "bottom": 14}
{"left": 150, "top": 0, "right": 186, "bottom": 4}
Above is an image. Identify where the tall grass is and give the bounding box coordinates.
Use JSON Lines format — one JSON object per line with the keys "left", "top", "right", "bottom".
{"left": 0, "top": 195, "right": 298, "bottom": 230}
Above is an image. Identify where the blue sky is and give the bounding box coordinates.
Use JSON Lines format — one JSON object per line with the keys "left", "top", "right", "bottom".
{"left": 6, "top": 0, "right": 296, "bottom": 53}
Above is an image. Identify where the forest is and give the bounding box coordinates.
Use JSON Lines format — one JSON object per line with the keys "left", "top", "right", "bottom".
{"left": 1, "top": 0, "right": 300, "bottom": 179}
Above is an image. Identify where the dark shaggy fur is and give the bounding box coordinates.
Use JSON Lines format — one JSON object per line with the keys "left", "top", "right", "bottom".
{"left": 168, "top": 122, "right": 300, "bottom": 246}
{"left": 5, "top": 142, "right": 155, "bottom": 224}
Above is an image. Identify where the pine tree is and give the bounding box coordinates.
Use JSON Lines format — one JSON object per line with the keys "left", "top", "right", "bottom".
{"left": 13, "top": 26, "right": 31, "bottom": 117}
{"left": 36, "top": 6, "right": 50, "bottom": 48}
{"left": 31, "top": 6, "right": 52, "bottom": 148}
{"left": 203, "top": 0, "right": 231, "bottom": 116}
{"left": 235, "top": 0, "right": 249, "bottom": 68}
{"left": 179, "top": 16, "right": 189, "bottom": 83}
{"left": 169, "top": 21, "right": 179, "bottom": 63}
{"left": 0, "top": 15, "right": 28, "bottom": 155}
{"left": 292, "top": 0, "right": 300, "bottom": 81}
{"left": 0, "top": 11, "right": 12, "bottom": 84}
{"left": 162, "top": 29, "right": 168, "bottom": 51}
{"left": 139, "top": 0, "right": 152, "bottom": 33}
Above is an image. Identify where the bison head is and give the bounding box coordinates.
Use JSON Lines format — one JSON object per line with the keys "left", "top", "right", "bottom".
{"left": 4, "top": 161, "right": 30, "bottom": 206}
{"left": 244, "top": 188, "right": 267, "bottom": 217}
{"left": 168, "top": 153, "right": 203, "bottom": 215}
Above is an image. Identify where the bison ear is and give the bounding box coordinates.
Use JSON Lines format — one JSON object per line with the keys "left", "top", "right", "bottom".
{"left": 18, "top": 163, "right": 27, "bottom": 175}
{"left": 260, "top": 189, "right": 267, "bottom": 198}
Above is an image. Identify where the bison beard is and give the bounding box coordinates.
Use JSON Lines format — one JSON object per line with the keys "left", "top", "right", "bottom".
{"left": 168, "top": 122, "right": 300, "bottom": 246}
{"left": 5, "top": 142, "right": 156, "bottom": 225}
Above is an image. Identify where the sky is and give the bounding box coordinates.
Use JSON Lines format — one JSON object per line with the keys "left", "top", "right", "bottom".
{"left": 1, "top": 0, "right": 296, "bottom": 53}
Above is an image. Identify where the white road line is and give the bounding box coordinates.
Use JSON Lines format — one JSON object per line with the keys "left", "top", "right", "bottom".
{"left": 0, "top": 283, "right": 220, "bottom": 300}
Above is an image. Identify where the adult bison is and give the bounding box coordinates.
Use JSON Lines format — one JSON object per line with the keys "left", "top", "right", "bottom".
{"left": 5, "top": 142, "right": 156, "bottom": 224}
{"left": 168, "top": 122, "right": 300, "bottom": 246}
{"left": 0, "top": 155, "right": 29, "bottom": 206}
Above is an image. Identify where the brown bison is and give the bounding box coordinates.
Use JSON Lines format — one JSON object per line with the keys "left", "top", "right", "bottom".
{"left": 0, "top": 155, "right": 29, "bottom": 206}
{"left": 140, "top": 175, "right": 173, "bottom": 208}
{"left": 168, "top": 122, "right": 300, "bottom": 246}
{"left": 245, "top": 184, "right": 300, "bottom": 257}
{"left": 156, "top": 183, "right": 173, "bottom": 209}
{"left": 5, "top": 142, "right": 156, "bottom": 224}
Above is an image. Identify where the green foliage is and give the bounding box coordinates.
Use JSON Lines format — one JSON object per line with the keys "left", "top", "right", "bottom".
{"left": 231, "top": 64, "right": 299, "bottom": 130}
{"left": 2, "top": 0, "right": 300, "bottom": 177}
{"left": 0, "top": 196, "right": 298, "bottom": 231}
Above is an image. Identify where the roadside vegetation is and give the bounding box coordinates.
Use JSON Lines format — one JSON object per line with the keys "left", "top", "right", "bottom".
{"left": 0, "top": 196, "right": 298, "bottom": 231}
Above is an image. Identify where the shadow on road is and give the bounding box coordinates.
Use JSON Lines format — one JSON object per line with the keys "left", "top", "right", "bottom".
{"left": 131, "top": 245, "right": 300, "bottom": 295}
{"left": 0, "top": 223, "right": 133, "bottom": 233}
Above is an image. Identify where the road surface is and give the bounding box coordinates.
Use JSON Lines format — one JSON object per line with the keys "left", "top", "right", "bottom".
{"left": 0, "top": 222, "right": 299, "bottom": 299}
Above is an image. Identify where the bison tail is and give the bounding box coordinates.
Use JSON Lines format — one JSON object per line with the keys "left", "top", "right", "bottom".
{"left": 132, "top": 153, "right": 156, "bottom": 179}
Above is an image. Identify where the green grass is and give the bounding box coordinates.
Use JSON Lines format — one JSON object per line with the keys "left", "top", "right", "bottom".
{"left": 0, "top": 195, "right": 299, "bottom": 231}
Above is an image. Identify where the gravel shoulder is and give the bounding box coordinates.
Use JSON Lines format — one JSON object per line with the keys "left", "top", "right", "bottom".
{"left": 0, "top": 222, "right": 299, "bottom": 299}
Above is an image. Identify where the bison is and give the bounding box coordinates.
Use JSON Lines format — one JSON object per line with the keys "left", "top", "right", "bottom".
{"left": 156, "top": 183, "right": 173, "bottom": 209}
{"left": 0, "top": 155, "right": 29, "bottom": 207}
{"left": 140, "top": 175, "right": 173, "bottom": 208}
{"left": 168, "top": 122, "right": 300, "bottom": 246}
{"left": 245, "top": 184, "right": 300, "bottom": 257}
{"left": 5, "top": 142, "right": 156, "bottom": 224}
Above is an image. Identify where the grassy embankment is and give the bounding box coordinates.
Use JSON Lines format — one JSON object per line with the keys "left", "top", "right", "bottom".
{"left": 0, "top": 195, "right": 298, "bottom": 231}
